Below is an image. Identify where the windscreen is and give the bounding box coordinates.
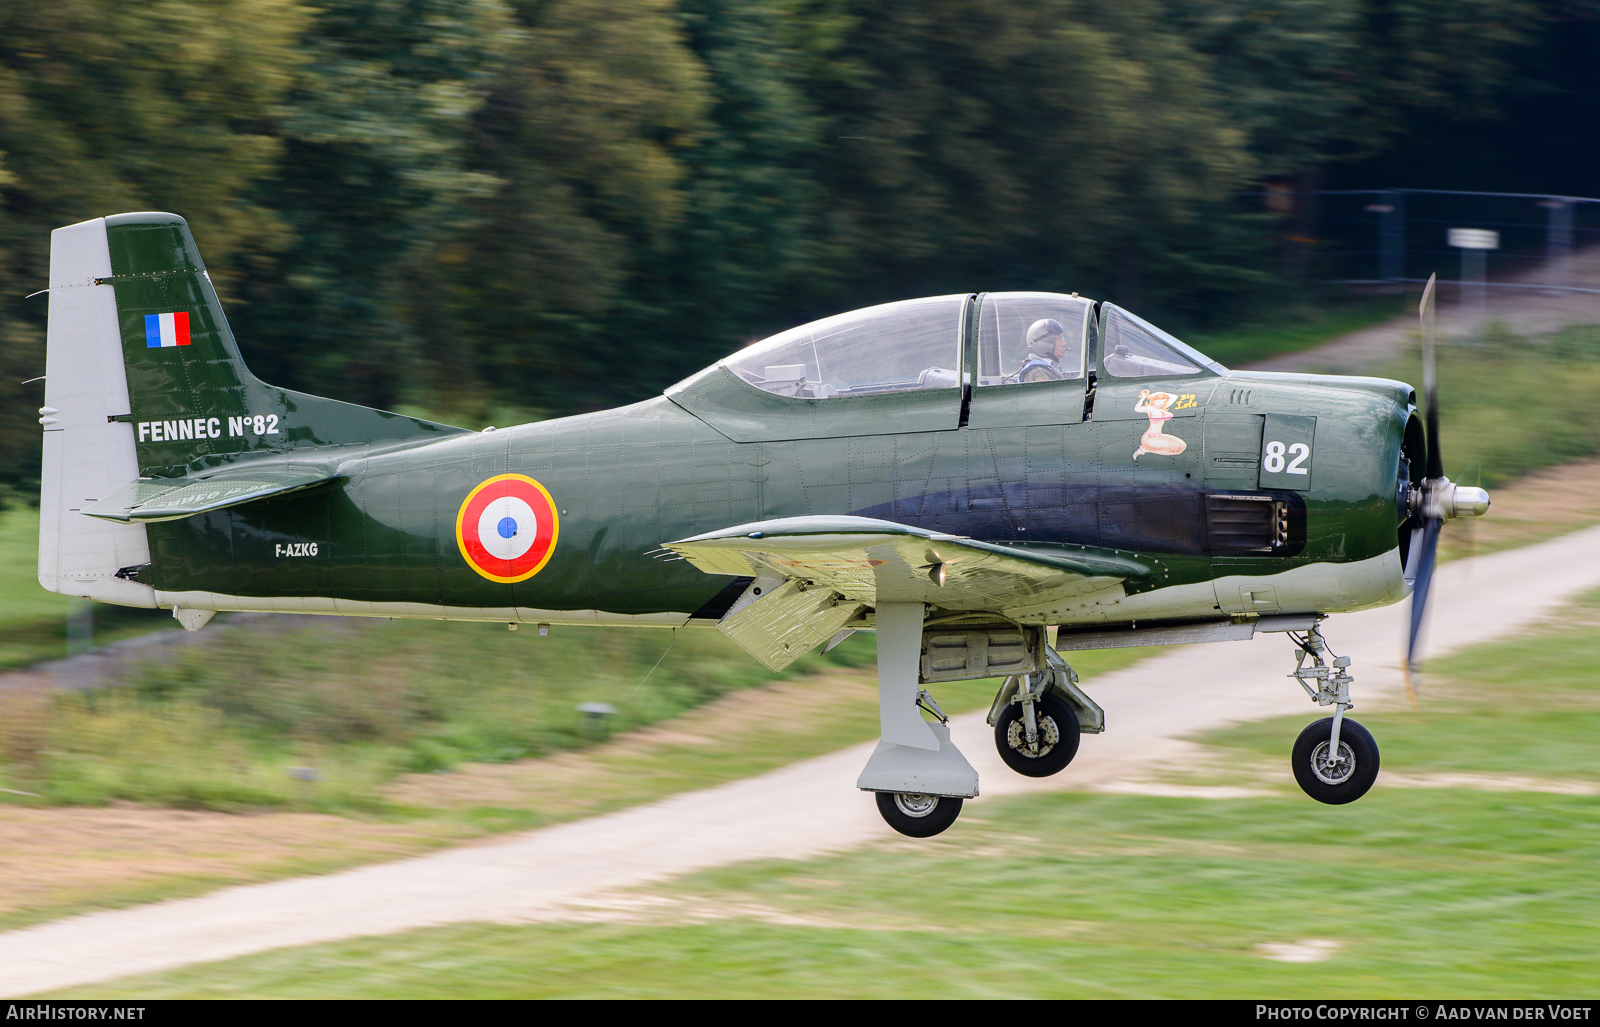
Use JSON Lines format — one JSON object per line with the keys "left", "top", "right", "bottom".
{"left": 1100, "top": 305, "right": 1205, "bottom": 379}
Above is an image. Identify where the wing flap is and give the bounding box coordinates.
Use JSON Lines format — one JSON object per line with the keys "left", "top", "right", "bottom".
{"left": 717, "top": 578, "right": 867, "bottom": 672}
{"left": 80, "top": 462, "right": 342, "bottom": 523}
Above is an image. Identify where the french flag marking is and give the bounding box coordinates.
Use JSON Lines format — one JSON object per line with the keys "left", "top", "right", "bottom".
{"left": 144, "top": 311, "right": 191, "bottom": 348}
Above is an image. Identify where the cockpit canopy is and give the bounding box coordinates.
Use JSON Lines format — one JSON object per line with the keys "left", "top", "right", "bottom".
{"left": 722, "top": 292, "right": 1216, "bottom": 400}
{"left": 725, "top": 294, "right": 966, "bottom": 399}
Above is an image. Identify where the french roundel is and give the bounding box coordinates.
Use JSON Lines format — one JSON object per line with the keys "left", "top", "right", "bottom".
{"left": 456, "top": 474, "right": 560, "bottom": 584}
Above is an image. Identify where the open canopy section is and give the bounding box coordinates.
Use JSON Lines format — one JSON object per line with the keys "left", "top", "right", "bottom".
{"left": 724, "top": 295, "right": 966, "bottom": 399}
{"left": 976, "top": 292, "right": 1093, "bottom": 386}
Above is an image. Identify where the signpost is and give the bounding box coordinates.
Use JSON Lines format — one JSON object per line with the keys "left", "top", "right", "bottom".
{"left": 1448, "top": 228, "right": 1499, "bottom": 340}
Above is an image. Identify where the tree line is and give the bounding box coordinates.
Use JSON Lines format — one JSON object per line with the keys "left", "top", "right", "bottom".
{"left": 0, "top": 0, "right": 1567, "bottom": 498}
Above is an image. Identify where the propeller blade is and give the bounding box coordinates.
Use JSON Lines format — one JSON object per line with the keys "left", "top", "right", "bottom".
{"left": 1406, "top": 514, "right": 1443, "bottom": 693}
{"left": 1419, "top": 274, "right": 1444, "bottom": 480}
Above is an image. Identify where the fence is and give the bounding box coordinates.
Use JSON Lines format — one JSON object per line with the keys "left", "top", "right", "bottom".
{"left": 1308, "top": 188, "right": 1600, "bottom": 297}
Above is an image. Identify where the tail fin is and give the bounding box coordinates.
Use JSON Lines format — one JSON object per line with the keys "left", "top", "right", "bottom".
{"left": 39, "top": 212, "right": 465, "bottom": 603}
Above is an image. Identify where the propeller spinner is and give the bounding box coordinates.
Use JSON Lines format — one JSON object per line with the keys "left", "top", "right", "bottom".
{"left": 1404, "top": 274, "right": 1491, "bottom": 698}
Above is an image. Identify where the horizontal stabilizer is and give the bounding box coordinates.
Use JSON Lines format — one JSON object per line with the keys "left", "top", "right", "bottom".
{"left": 80, "top": 461, "right": 341, "bottom": 523}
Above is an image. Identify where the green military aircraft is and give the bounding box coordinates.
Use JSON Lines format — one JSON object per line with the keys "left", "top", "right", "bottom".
{"left": 38, "top": 212, "right": 1487, "bottom": 837}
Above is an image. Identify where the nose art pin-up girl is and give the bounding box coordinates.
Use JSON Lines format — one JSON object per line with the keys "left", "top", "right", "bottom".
{"left": 1133, "top": 389, "right": 1188, "bottom": 460}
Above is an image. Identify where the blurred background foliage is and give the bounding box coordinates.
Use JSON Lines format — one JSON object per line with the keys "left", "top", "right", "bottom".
{"left": 1, "top": 0, "right": 1594, "bottom": 501}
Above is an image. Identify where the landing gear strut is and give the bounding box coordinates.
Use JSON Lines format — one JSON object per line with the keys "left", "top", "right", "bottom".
{"left": 1286, "top": 622, "right": 1379, "bottom": 804}
{"left": 859, "top": 604, "right": 978, "bottom": 838}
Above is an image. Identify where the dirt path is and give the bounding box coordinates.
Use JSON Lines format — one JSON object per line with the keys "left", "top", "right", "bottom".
{"left": 0, "top": 669, "right": 883, "bottom": 929}
{"left": 4, "top": 523, "right": 1600, "bottom": 995}
{"left": 1250, "top": 247, "right": 1600, "bottom": 374}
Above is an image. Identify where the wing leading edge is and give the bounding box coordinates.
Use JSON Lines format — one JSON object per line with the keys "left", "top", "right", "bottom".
{"left": 665, "top": 515, "right": 1147, "bottom": 670}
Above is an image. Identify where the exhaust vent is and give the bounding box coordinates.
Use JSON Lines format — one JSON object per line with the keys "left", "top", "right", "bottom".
{"left": 1206, "top": 494, "right": 1291, "bottom": 554}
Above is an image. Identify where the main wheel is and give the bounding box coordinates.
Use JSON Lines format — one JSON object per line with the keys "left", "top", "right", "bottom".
{"left": 875, "top": 791, "right": 963, "bottom": 837}
{"left": 994, "top": 691, "right": 1081, "bottom": 777}
{"left": 1292, "top": 717, "right": 1379, "bottom": 804}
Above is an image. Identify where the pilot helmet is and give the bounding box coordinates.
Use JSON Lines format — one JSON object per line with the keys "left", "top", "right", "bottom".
{"left": 1025, "top": 318, "right": 1067, "bottom": 358}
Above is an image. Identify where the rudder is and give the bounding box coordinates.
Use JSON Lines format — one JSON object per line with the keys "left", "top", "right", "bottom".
{"left": 39, "top": 217, "right": 153, "bottom": 604}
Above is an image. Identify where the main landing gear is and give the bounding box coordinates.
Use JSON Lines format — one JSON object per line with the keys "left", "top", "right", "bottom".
{"left": 858, "top": 604, "right": 981, "bottom": 839}
{"left": 860, "top": 609, "right": 1108, "bottom": 838}
{"left": 1286, "top": 622, "right": 1379, "bottom": 804}
{"left": 992, "top": 673, "right": 1082, "bottom": 777}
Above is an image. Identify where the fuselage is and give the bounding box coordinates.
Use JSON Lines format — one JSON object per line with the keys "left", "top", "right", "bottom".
{"left": 144, "top": 364, "right": 1421, "bottom": 629}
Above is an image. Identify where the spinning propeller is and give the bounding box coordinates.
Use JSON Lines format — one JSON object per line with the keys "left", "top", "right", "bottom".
{"left": 1403, "top": 274, "right": 1491, "bottom": 700}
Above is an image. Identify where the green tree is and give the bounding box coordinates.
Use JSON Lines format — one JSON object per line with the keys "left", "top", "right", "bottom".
{"left": 1165, "top": 0, "right": 1539, "bottom": 278}
{"left": 608, "top": 0, "right": 844, "bottom": 391}
{"left": 789, "top": 1, "right": 1253, "bottom": 310}
{"left": 0, "top": 0, "right": 307, "bottom": 501}
{"left": 229, "top": 0, "right": 512, "bottom": 410}
{"left": 427, "top": 0, "right": 713, "bottom": 417}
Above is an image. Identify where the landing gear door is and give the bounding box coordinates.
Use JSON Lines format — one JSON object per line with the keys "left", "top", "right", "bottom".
{"left": 964, "top": 293, "right": 1092, "bottom": 429}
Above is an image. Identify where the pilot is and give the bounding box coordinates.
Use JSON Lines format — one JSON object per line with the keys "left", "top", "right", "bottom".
{"left": 1017, "top": 318, "right": 1068, "bottom": 382}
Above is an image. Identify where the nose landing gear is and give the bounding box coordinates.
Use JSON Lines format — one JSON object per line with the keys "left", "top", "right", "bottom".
{"left": 1286, "top": 622, "right": 1379, "bottom": 804}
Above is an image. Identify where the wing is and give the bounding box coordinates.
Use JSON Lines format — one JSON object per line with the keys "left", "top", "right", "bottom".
{"left": 664, "top": 515, "right": 1146, "bottom": 670}
{"left": 80, "top": 460, "right": 342, "bottom": 523}
{"left": 666, "top": 515, "right": 1144, "bottom": 610}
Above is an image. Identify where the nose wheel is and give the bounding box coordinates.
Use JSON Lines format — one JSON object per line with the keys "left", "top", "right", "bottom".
{"left": 1292, "top": 717, "right": 1379, "bottom": 804}
{"left": 875, "top": 791, "right": 964, "bottom": 837}
{"left": 1284, "top": 623, "right": 1381, "bottom": 804}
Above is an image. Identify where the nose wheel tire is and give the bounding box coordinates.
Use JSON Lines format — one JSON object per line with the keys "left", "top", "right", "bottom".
{"left": 874, "top": 791, "right": 964, "bottom": 837}
{"left": 1292, "top": 717, "right": 1379, "bottom": 804}
{"left": 994, "top": 691, "right": 1081, "bottom": 777}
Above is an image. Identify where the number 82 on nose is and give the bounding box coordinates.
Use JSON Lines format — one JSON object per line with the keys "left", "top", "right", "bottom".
{"left": 1259, "top": 413, "right": 1316, "bottom": 490}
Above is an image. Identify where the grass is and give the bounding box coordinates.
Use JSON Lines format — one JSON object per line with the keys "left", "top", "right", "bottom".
{"left": 0, "top": 622, "right": 1151, "bottom": 932}
{"left": 0, "top": 617, "right": 1152, "bottom": 817}
{"left": 66, "top": 787, "right": 1598, "bottom": 998}
{"left": 377, "top": 643, "right": 1152, "bottom": 824}
{"left": 0, "top": 617, "right": 876, "bottom": 812}
{"left": 0, "top": 505, "right": 67, "bottom": 626}
{"left": 0, "top": 506, "right": 173, "bottom": 669}
{"left": 1418, "top": 323, "right": 1600, "bottom": 489}
{"left": 1188, "top": 294, "right": 1408, "bottom": 368}
{"left": 67, "top": 589, "right": 1600, "bottom": 998}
